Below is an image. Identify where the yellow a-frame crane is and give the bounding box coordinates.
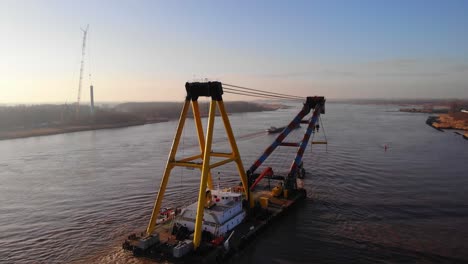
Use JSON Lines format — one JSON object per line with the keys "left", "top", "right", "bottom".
{"left": 145, "top": 82, "right": 250, "bottom": 249}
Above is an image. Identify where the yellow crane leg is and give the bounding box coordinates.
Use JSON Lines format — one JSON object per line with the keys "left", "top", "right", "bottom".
{"left": 193, "top": 100, "right": 217, "bottom": 249}
{"left": 217, "top": 101, "right": 252, "bottom": 207}
{"left": 207, "top": 172, "right": 214, "bottom": 191}
{"left": 146, "top": 99, "right": 190, "bottom": 235}
{"left": 191, "top": 100, "right": 214, "bottom": 190}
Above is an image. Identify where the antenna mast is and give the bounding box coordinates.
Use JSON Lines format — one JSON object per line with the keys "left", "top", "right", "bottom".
{"left": 76, "top": 24, "right": 89, "bottom": 119}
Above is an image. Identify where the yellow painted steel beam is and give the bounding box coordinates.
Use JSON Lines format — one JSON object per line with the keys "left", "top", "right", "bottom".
{"left": 209, "top": 157, "right": 236, "bottom": 169}
{"left": 193, "top": 100, "right": 217, "bottom": 249}
{"left": 207, "top": 171, "right": 214, "bottom": 191}
{"left": 146, "top": 100, "right": 190, "bottom": 235}
{"left": 172, "top": 161, "right": 203, "bottom": 168}
{"left": 192, "top": 101, "right": 205, "bottom": 153}
{"left": 192, "top": 100, "right": 214, "bottom": 190}
{"left": 211, "top": 152, "right": 234, "bottom": 158}
{"left": 178, "top": 154, "right": 202, "bottom": 162}
{"left": 216, "top": 101, "right": 252, "bottom": 207}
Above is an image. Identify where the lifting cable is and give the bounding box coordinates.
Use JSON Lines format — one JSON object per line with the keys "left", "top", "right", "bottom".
{"left": 223, "top": 87, "right": 302, "bottom": 101}
{"left": 223, "top": 83, "right": 303, "bottom": 99}
{"left": 310, "top": 129, "right": 316, "bottom": 152}
{"left": 319, "top": 115, "right": 328, "bottom": 152}
{"left": 223, "top": 90, "right": 303, "bottom": 101}
{"left": 219, "top": 82, "right": 325, "bottom": 172}
{"left": 221, "top": 83, "right": 304, "bottom": 101}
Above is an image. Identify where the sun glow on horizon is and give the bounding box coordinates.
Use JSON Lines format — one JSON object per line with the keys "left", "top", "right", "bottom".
{"left": 1, "top": 0, "right": 467, "bottom": 103}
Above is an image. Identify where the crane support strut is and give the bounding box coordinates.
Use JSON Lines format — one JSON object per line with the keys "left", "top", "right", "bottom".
{"left": 146, "top": 82, "right": 250, "bottom": 250}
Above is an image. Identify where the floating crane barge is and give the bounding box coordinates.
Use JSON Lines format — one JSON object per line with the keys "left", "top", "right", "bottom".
{"left": 123, "top": 82, "right": 325, "bottom": 263}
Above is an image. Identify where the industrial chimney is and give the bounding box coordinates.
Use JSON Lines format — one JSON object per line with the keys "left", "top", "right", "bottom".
{"left": 90, "top": 85, "right": 95, "bottom": 116}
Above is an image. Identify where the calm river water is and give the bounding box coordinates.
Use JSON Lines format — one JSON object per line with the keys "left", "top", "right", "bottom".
{"left": 1, "top": 103, "right": 467, "bottom": 263}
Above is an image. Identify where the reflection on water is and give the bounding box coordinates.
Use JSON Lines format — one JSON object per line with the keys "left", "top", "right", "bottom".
{"left": 1, "top": 103, "right": 467, "bottom": 263}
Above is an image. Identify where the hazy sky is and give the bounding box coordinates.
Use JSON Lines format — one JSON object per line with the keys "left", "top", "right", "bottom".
{"left": 1, "top": 0, "right": 467, "bottom": 103}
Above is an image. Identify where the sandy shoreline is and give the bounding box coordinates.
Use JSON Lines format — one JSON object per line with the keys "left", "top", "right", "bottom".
{"left": 426, "top": 113, "right": 468, "bottom": 140}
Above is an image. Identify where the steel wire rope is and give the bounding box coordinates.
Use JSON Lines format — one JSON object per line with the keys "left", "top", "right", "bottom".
{"left": 222, "top": 83, "right": 303, "bottom": 99}
{"left": 310, "top": 128, "right": 316, "bottom": 153}
{"left": 319, "top": 115, "right": 328, "bottom": 152}
{"left": 223, "top": 87, "right": 303, "bottom": 101}
{"left": 223, "top": 90, "right": 302, "bottom": 101}
{"left": 221, "top": 83, "right": 309, "bottom": 179}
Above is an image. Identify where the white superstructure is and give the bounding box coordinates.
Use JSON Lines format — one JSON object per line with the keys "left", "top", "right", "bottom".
{"left": 175, "top": 189, "right": 245, "bottom": 236}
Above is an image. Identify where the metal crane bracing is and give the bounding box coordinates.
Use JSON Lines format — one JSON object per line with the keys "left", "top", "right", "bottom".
{"left": 123, "top": 81, "right": 327, "bottom": 261}
{"left": 145, "top": 82, "right": 250, "bottom": 250}
{"left": 247, "top": 96, "right": 326, "bottom": 190}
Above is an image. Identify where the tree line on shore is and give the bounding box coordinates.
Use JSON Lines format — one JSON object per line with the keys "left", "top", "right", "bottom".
{"left": 0, "top": 101, "right": 274, "bottom": 132}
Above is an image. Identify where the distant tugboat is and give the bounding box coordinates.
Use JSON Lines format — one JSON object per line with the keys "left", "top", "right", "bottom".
{"left": 266, "top": 126, "right": 285, "bottom": 134}
{"left": 266, "top": 124, "right": 300, "bottom": 134}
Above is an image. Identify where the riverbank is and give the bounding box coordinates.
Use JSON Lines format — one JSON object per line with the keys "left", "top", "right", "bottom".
{"left": 426, "top": 113, "right": 468, "bottom": 140}
{"left": 430, "top": 113, "right": 468, "bottom": 130}
{"left": 0, "top": 121, "right": 147, "bottom": 141}
{"left": 400, "top": 108, "right": 448, "bottom": 114}
{"left": 0, "top": 101, "right": 282, "bottom": 141}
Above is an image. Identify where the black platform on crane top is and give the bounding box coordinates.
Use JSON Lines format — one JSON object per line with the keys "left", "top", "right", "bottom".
{"left": 305, "top": 96, "right": 326, "bottom": 113}
{"left": 185, "top": 82, "right": 224, "bottom": 101}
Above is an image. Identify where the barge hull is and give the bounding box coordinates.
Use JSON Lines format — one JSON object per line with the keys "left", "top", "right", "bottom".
{"left": 123, "top": 188, "right": 307, "bottom": 263}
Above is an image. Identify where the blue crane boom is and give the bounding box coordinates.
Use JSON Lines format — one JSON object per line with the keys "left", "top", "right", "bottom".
{"left": 247, "top": 96, "right": 325, "bottom": 190}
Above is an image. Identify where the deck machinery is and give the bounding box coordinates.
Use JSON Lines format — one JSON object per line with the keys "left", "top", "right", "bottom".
{"left": 123, "top": 82, "right": 325, "bottom": 262}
